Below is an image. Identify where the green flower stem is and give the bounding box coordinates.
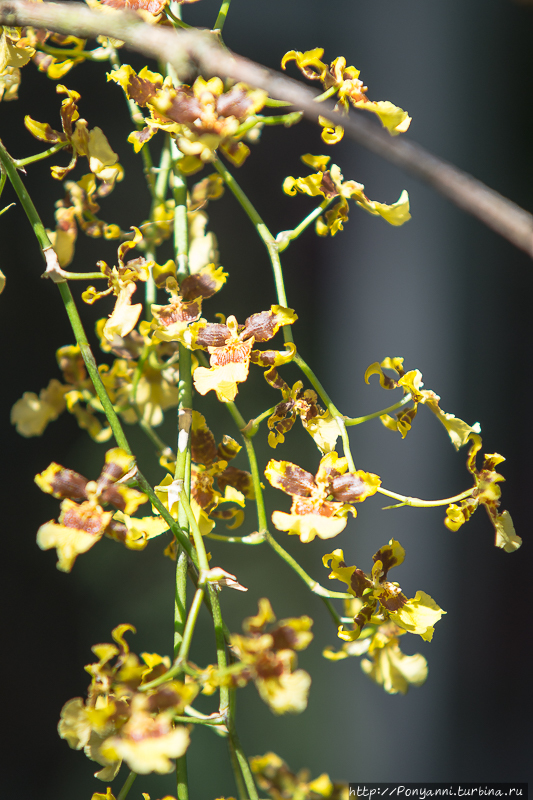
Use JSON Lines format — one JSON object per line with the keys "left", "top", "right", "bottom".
{"left": 214, "top": 0, "right": 232, "bottom": 32}
{"left": 177, "top": 756, "right": 189, "bottom": 800}
{"left": 229, "top": 735, "right": 249, "bottom": 800}
{"left": 265, "top": 532, "right": 351, "bottom": 600}
{"left": 179, "top": 489, "right": 210, "bottom": 572}
{"left": 0, "top": 137, "right": 53, "bottom": 252}
{"left": 138, "top": 419, "right": 172, "bottom": 455}
{"left": 135, "top": 473, "right": 195, "bottom": 563}
{"left": 227, "top": 725, "right": 260, "bottom": 800}
{"left": 345, "top": 393, "right": 413, "bottom": 425}
{"left": 377, "top": 486, "right": 474, "bottom": 508}
{"left": 313, "top": 85, "right": 339, "bottom": 103}
{"left": 57, "top": 271, "right": 106, "bottom": 280}
{"left": 155, "top": 138, "right": 172, "bottom": 201}
{"left": 209, "top": 582, "right": 230, "bottom": 715}
{"left": 34, "top": 44, "right": 109, "bottom": 61}
{"left": 164, "top": 5, "right": 192, "bottom": 28}
{"left": 14, "top": 141, "right": 68, "bottom": 167}
{"left": 293, "top": 352, "right": 356, "bottom": 472}
{"left": 225, "top": 401, "right": 269, "bottom": 534}
{"left": 174, "top": 548, "right": 188, "bottom": 656}
{"left": 234, "top": 111, "right": 302, "bottom": 138}
{"left": 204, "top": 532, "right": 265, "bottom": 544}
{"left": 116, "top": 770, "right": 137, "bottom": 800}
{"left": 212, "top": 156, "right": 294, "bottom": 344}
{"left": 173, "top": 715, "right": 226, "bottom": 727}
{"left": 178, "top": 585, "right": 205, "bottom": 661}
{"left": 322, "top": 597, "right": 342, "bottom": 627}
{"left": 277, "top": 197, "right": 334, "bottom": 253}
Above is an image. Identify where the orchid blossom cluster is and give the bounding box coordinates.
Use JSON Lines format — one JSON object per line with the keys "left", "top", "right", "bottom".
{"left": 0, "top": 1, "right": 522, "bottom": 799}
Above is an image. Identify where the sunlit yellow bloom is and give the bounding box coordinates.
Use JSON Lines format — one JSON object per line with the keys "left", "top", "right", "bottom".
{"left": 324, "top": 541, "right": 445, "bottom": 642}
{"left": 444, "top": 434, "right": 521, "bottom": 552}
{"left": 36, "top": 448, "right": 147, "bottom": 570}
{"left": 108, "top": 64, "right": 267, "bottom": 168}
{"left": 251, "top": 751, "right": 349, "bottom": 800}
{"left": 191, "top": 306, "right": 297, "bottom": 403}
{"left": 219, "top": 599, "right": 313, "bottom": 715}
{"left": 365, "top": 356, "right": 481, "bottom": 446}
{"left": 25, "top": 85, "right": 123, "bottom": 187}
{"left": 100, "top": 708, "right": 190, "bottom": 775}
{"left": 266, "top": 452, "right": 380, "bottom": 542}
{"left": 10, "top": 378, "right": 66, "bottom": 436}
{"left": 284, "top": 155, "right": 410, "bottom": 234}
{"left": 282, "top": 48, "right": 410, "bottom": 141}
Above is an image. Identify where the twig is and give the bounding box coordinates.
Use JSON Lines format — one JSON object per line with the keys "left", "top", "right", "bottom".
{"left": 0, "top": 0, "right": 532, "bottom": 256}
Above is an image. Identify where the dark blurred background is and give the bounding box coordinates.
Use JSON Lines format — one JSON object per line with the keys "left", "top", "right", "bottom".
{"left": 1, "top": 0, "right": 532, "bottom": 797}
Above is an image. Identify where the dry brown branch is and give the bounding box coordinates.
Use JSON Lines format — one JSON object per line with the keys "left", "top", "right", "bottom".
{"left": 1, "top": 0, "right": 532, "bottom": 257}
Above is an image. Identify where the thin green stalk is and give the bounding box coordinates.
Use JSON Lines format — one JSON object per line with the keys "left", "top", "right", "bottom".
{"left": 265, "top": 532, "right": 351, "bottom": 600}
{"left": 177, "top": 757, "right": 189, "bottom": 800}
{"left": 174, "top": 715, "right": 226, "bottom": 727}
{"left": 293, "top": 352, "right": 356, "bottom": 472}
{"left": 14, "top": 141, "right": 68, "bottom": 167}
{"left": 228, "top": 725, "right": 260, "bottom": 800}
{"left": 178, "top": 586, "right": 205, "bottom": 663}
{"left": 175, "top": 548, "right": 188, "bottom": 656}
{"left": 277, "top": 197, "right": 334, "bottom": 253}
{"left": 57, "top": 271, "right": 106, "bottom": 281}
{"left": 229, "top": 735, "right": 248, "bottom": 800}
{"left": 35, "top": 44, "right": 108, "bottom": 61}
{"left": 116, "top": 770, "right": 137, "bottom": 800}
{"left": 214, "top": 0, "right": 232, "bottom": 31}
{"left": 204, "top": 531, "right": 265, "bottom": 544}
{"left": 345, "top": 393, "right": 413, "bottom": 425}
{"left": 378, "top": 486, "right": 474, "bottom": 508}
{"left": 212, "top": 156, "right": 294, "bottom": 343}
{"left": 313, "top": 85, "right": 339, "bottom": 103}
{"left": 0, "top": 138, "right": 52, "bottom": 251}
{"left": 179, "top": 490, "right": 210, "bottom": 571}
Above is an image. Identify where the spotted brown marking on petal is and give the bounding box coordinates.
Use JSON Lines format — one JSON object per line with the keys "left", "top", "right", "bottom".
{"left": 99, "top": 485, "right": 127, "bottom": 510}
{"left": 192, "top": 470, "right": 218, "bottom": 511}
{"left": 156, "top": 297, "right": 202, "bottom": 328}
{"left": 372, "top": 540, "right": 405, "bottom": 579}
{"left": 353, "top": 601, "right": 376, "bottom": 633}
{"left": 254, "top": 652, "right": 285, "bottom": 680}
{"left": 181, "top": 273, "right": 218, "bottom": 301}
{"left": 217, "top": 435, "right": 241, "bottom": 462}
{"left": 158, "top": 87, "right": 204, "bottom": 126}
{"left": 241, "top": 310, "right": 280, "bottom": 342}
{"left": 271, "top": 463, "right": 317, "bottom": 497}
{"left": 264, "top": 366, "right": 289, "bottom": 392}
{"left": 350, "top": 568, "right": 373, "bottom": 597}
{"left": 330, "top": 473, "right": 367, "bottom": 502}
{"left": 269, "top": 624, "right": 299, "bottom": 651}
{"left": 378, "top": 583, "right": 408, "bottom": 612}
{"left": 61, "top": 500, "right": 111, "bottom": 536}
{"left": 49, "top": 467, "right": 89, "bottom": 500}
{"left": 251, "top": 349, "right": 278, "bottom": 367}
{"left": 120, "top": 74, "right": 161, "bottom": 107}
{"left": 218, "top": 466, "right": 254, "bottom": 499}
{"left": 191, "top": 426, "right": 218, "bottom": 466}
{"left": 215, "top": 86, "right": 254, "bottom": 119}
{"left": 194, "top": 323, "right": 230, "bottom": 349}
{"left": 104, "top": 519, "right": 129, "bottom": 544}
{"left": 319, "top": 171, "right": 339, "bottom": 199}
